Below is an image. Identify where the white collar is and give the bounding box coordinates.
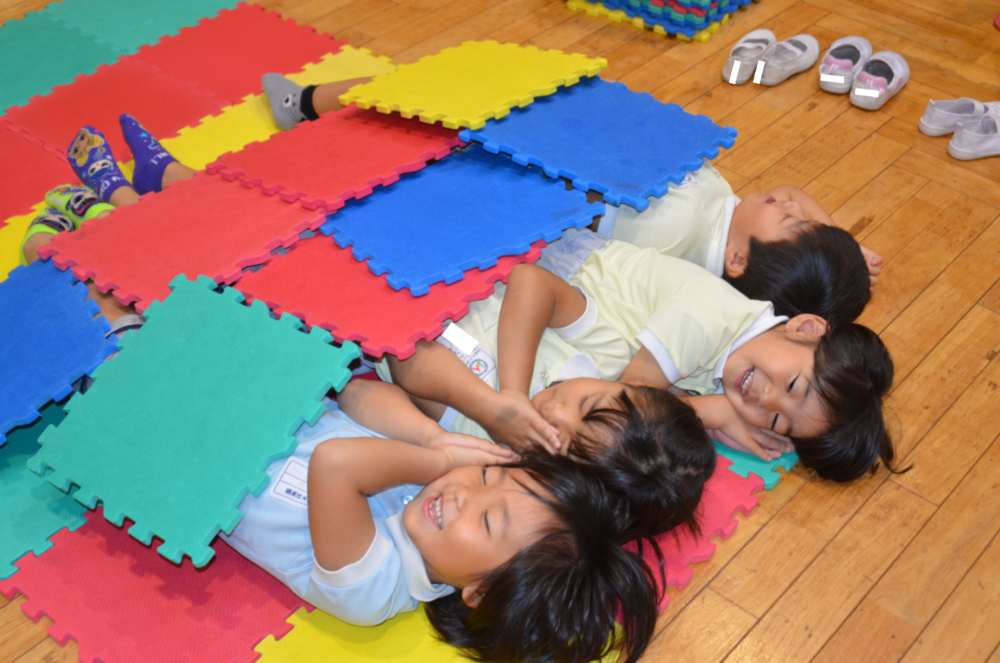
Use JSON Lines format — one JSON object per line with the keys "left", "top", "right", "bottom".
{"left": 383, "top": 513, "right": 455, "bottom": 602}
{"left": 531, "top": 353, "right": 602, "bottom": 398}
{"left": 704, "top": 195, "right": 740, "bottom": 277}
{"left": 713, "top": 306, "right": 789, "bottom": 386}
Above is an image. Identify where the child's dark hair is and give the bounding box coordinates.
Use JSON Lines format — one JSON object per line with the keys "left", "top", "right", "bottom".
{"left": 572, "top": 386, "right": 716, "bottom": 540}
{"left": 723, "top": 224, "right": 871, "bottom": 326}
{"left": 790, "top": 323, "right": 901, "bottom": 482}
{"left": 425, "top": 452, "right": 660, "bottom": 663}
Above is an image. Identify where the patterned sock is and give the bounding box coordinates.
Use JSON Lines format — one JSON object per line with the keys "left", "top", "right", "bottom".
{"left": 262, "top": 73, "right": 318, "bottom": 130}
{"left": 20, "top": 209, "right": 74, "bottom": 265}
{"left": 119, "top": 113, "right": 177, "bottom": 195}
{"left": 66, "top": 127, "right": 130, "bottom": 202}
{"left": 45, "top": 184, "right": 114, "bottom": 229}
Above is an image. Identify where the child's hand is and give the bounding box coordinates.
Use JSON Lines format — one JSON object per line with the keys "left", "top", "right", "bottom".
{"left": 860, "top": 244, "right": 883, "bottom": 290}
{"left": 481, "top": 388, "right": 563, "bottom": 455}
{"left": 425, "top": 430, "right": 515, "bottom": 462}
{"left": 438, "top": 444, "right": 517, "bottom": 471}
{"left": 710, "top": 412, "right": 793, "bottom": 462}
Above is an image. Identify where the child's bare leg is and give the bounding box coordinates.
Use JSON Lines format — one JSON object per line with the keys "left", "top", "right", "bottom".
{"left": 261, "top": 74, "right": 373, "bottom": 130}
{"left": 311, "top": 78, "right": 372, "bottom": 114}
{"left": 162, "top": 161, "right": 196, "bottom": 188}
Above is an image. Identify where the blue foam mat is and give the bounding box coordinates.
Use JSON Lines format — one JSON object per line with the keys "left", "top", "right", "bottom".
{"left": 603, "top": 0, "right": 751, "bottom": 33}
{"left": 319, "top": 145, "right": 605, "bottom": 296}
{"left": 0, "top": 260, "right": 118, "bottom": 445}
{"left": 0, "top": 402, "right": 86, "bottom": 580}
{"left": 460, "top": 78, "right": 737, "bottom": 212}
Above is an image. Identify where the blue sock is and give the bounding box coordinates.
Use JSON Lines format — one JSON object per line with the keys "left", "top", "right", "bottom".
{"left": 119, "top": 113, "right": 177, "bottom": 196}
{"left": 67, "top": 126, "right": 130, "bottom": 202}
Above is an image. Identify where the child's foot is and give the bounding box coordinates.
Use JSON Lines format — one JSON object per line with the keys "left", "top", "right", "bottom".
{"left": 119, "top": 113, "right": 177, "bottom": 195}
{"left": 45, "top": 184, "right": 113, "bottom": 229}
{"left": 262, "top": 73, "right": 317, "bottom": 130}
{"left": 20, "top": 209, "right": 74, "bottom": 265}
{"left": 67, "top": 127, "right": 130, "bottom": 202}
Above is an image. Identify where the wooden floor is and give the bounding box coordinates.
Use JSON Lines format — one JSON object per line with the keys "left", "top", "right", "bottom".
{"left": 2, "top": 0, "right": 1000, "bottom": 661}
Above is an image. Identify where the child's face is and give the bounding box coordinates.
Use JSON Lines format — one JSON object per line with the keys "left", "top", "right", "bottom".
{"left": 530, "top": 378, "right": 631, "bottom": 451}
{"left": 726, "top": 191, "right": 814, "bottom": 275}
{"left": 403, "top": 465, "right": 554, "bottom": 594}
{"left": 721, "top": 315, "right": 829, "bottom": 439}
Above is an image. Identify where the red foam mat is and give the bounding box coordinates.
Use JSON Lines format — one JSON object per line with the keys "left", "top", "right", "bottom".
{"left": 3, "top": 57, "right": 227, "bottom": 162}
{"left": 0, "top": 122, "right": 72, "bottom": 226}
{"left": 0, "top": 508, "right": 307, "bottom": 663}
{"left": 630, "top": 455, "right": 762, "bottom": 609}
{"left": 38, "top": 173, "right": 323, "bottom": 311}
{"left": 237, "top": 235, "right": 545, "bottom": 359}
{"left": 207, "top": 105, "right": 463, "bottom": 210}
{"left": 135, "top": 3, "right": 347, "bottom": 105}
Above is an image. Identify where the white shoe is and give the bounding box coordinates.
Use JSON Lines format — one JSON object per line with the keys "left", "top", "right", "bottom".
{"left": 948, "top": 117, "right": 1000, "bottom": 160}
{"left": 818, "top": 36, "right": 872, "bottom": 94}
{"left": 759, "top": 34, "right": 820, "bottom": 86}
{"left": 919, "top": 98, "right": 1000, "bottom": 136}
{"left": 850, "top": 51, "right": 909, "bottom": 111}
{"left": 723, "top": 29, "right": 776, "bottom": 85}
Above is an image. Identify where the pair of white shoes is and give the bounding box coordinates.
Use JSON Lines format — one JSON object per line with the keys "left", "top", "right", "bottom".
{"left": 722, "top": 29, "right": 819, "bottom": 86}
{"left": 817, "top": 36, "right": 908, "bottom": 110}
{"left": 919, "top": 98, "right": 1000, "bottom": 160}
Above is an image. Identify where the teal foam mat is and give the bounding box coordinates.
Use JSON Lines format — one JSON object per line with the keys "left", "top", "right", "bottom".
{"left": 29, "top": 275, "right": 359, "bottom": 568}
{"left": 0, "top": 11, "right": 124, "bottom": 112}
{"left": 40, "top": 0, "right": 240, "bottom": 53}
{"left": 1, "top": 402, "right": 86, "bottom": 580}
{"left": 714, "top": 441, "right": 799, "bottom": 490}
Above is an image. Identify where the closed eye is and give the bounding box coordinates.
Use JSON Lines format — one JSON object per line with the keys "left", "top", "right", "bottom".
{"left": 483, "top": 510, "right": 490, "bottom": 534}
{"left": 788, "top": 376, "right": 797, "bottom": 393}
{"left": 482, "top": 467, "right": 487, "bottom": 485}
{"left": 772, "top": 413, "right": 779, "bottom": 430}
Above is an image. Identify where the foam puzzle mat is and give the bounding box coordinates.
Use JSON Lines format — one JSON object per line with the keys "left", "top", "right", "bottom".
{"left": 0, "top": 202, "right": 46, "bottom": 278}
{"left": 3, "top": 56, "right": 228, "bottom": 162}
{"left": 460, "top": 77, "right": 737, "bottom": 210}
{"left": 38, "top": 173, "right": 324, "bottom": 311}
{"left": 0, "top": 259, "right": 118, "bottom": 444}
{"left": 28, "top": 275, "right": 359, "bottom": 567}
{"left": 0, "top": 403, "right": 86, "bottom": 580}
{"left": 0, "top": 508, "right": 307, "bottom": 663}
{"left": 714, "top": 442, "right": 799, "bottom": 489}
{"left": 0, "top": 11, "right": 125, "bottom": 114}
{"left": 208, "top": 105, "right": 462, "bottom": 211}
{"left": 319, "top": 145, "right": 605, "bottom": 295}
{"left": 566, "top": 0, "right": 728, "bottom": 41}
{"left": 38, "top": 0, "right": 239, "bottom": 54}
{"left": 0, "top": 124, "right": 76, "bottom": 228}
{"left": 134, "top": 3, "right": 347, "bottom": 105}
{"left": 238, "top": 235, "right": 545, "bottom": 359}
{"left": 340, "top": 40, "right": 607, "bottom": 129}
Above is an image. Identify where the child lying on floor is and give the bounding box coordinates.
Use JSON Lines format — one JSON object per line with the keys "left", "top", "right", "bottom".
{"left": 223, "top": 397, "right": 660, "bottom": 663}
{"left": 384, "top": 244, "right": 896, "bottom": 482}
{"left": 550, "top": 161, "right": 881, "bottom": 327}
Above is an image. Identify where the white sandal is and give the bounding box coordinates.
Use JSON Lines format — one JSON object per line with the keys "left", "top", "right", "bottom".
{"left": 818, "top": 36, "right": 872, "bottom": 94}
{"left": 850, "top": 51, "right": 908, "bottom": 111}
{"left": 723, "top": 29, "right": 776, "bottom": 85}
{"left": 759, "top": 35, "right": 820, "bottom": 86}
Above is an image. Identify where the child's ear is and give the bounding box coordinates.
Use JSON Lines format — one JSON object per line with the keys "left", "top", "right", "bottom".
{"left": 785, "top": 314, "right": 828, "bottom": 342}
{"left": 461, "top": 582, "right": 485, "bottom": 609}
{"left": 724, "top": 245, "right": 748, "bottom": 278}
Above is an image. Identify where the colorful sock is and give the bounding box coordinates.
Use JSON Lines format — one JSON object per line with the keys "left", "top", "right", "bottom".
{"left": 20, "top": 209, "right": 74, "bottom": 265}
{"left": 119, "top": 113, "right": 177, "bottom": 195}
{"left": 66, "top": 127, "right": 130, "bottom": 202}
{"left": 261, "top": 73, "right": 317, "bottom": 130}
{"left": 45, "top": 184, "right": 113, "bottom": 229}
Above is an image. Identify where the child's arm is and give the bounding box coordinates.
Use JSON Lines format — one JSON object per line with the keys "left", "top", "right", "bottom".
{"left": 683, "top": 394, "right": 792, "bottom": 461}
{"left": 770, "top": 184, "right": 883, "bottom": 288}
{"left": 337, "top": 379, "right": 512, "bottom": 458}
{"left": 308, "top": 437, "right": 506, "bottom": 572}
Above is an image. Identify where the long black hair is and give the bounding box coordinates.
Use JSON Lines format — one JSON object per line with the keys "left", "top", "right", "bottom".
{"left": 571, "top": 386, "right": 716, "bottom": 540}
{"left": 425, "top": 452, "right": 660, "bottom": 663}
{"left": 723, "top": 224, "right": 871, "bottom": 326}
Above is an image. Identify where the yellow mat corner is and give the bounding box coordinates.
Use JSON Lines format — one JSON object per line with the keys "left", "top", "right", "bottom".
{"left": 339, "top": 41, "right": 607, "bottom": 130}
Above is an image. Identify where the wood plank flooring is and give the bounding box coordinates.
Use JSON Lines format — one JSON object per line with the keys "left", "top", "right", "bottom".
{"left": 2, "top": 0, "right": 999, "bottom": 660}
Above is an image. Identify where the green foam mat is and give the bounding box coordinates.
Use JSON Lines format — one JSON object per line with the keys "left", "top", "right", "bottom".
{"left": 1, "top": 401, "right": 86, "bottom": 580}
{"left": 0, "top": 11, "right": 124, "bottom": 112}
{"left": 29, "top": 275, "right": 359, "bottom": 568}
{"left": 40, "top": 0, "right": 240, "bottom": 54}
{"left": 714, "top": 441, "right": 799, "bottom": 489}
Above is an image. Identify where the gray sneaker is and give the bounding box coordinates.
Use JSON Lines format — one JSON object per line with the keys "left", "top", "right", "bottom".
{"left": 759, "top": 34, "right": 820, "bottom": 86}
{"left": 723, "top": 29, "right": 776, "bottom": 85}
{"left": 919, "top": 98, "right": 1000, "bottom": 136}
{"left": 948, "top": 116, "right": 1000, "bottom": 160}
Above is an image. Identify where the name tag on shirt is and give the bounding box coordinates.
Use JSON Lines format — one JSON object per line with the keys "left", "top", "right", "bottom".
{"left": 676, "top": 171, "right": 700, "bottom": 189}
{"left": 437, "top": 330, "right": 496, "bottom": 382}
{"left": 271, "top": 456, "right": 309, "bottom": 509}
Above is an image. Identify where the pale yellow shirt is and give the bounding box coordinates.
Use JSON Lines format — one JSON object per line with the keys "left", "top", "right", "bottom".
{"left": 571, "top": 241, "right": 772, "bottom": 395}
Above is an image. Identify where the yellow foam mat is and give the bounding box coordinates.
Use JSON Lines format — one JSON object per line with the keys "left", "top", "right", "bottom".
{"left": 340, "top": 40, "right": 607, "bottom": 130}
{"left": 566, "top": 0, "right": 725, "bottom": 42}
{"left": 257, "top": 606, "right": 623, "bottom": 662}
{"left": 0, "top": 46, "right": 395, "bottom": 281}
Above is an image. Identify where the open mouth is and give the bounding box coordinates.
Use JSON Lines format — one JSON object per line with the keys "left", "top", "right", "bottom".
{"left": 738, "top": 367, "right": 755, "bottom": 397}
{"left": 763, "top": 195, "right": 776, "bottom": 204}
{"left": 424, "top": 494, "right": 443, "bottom": 529}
